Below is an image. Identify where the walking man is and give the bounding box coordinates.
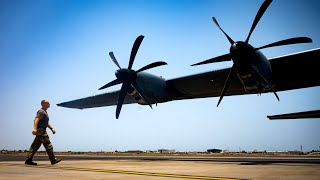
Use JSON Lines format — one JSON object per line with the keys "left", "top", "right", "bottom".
{"left": 25, "top": 100, "right": 62, "bottom": 165}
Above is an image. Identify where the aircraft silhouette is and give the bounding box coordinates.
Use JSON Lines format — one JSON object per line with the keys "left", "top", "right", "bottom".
{"left": 58, "top": 0, "right": 320, "bottom": 119}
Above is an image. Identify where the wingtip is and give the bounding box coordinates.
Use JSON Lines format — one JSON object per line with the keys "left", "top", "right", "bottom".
{"left": 267, "top": 116, "right": 274, "bottom": 120}
{"left": 57, "top": 102, "right": 62, "bottom": 106}
{"left": 56, "top": 102, "right": 66, "bottom": 107}
{"left": 307, "top": 37, "right": 313, "bottom": 43}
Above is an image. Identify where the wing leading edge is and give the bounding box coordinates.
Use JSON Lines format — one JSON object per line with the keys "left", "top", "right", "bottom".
{"left": 57, "top": 90, "right": 136, "bottom": 109}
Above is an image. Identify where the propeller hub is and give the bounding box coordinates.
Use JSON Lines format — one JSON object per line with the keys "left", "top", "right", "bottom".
{"left": 230, "top": 41, "right": 255, "bottom": 65}
{"left": 116, "top": 69, "right": 137, "bottom": 82}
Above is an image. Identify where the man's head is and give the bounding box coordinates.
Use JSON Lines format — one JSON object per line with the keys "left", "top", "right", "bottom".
{"left": 41, "top": 100, "right": 50, "bottom": 110}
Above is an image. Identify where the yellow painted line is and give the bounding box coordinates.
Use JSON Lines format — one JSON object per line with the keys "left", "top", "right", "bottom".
{"left": 0, "top": 163, "right": 240, "bottom": 180}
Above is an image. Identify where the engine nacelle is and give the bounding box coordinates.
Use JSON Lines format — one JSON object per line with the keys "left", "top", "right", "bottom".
{"left": 127, "top": 72, "right": 169, "bottom": 105}
{"left": 238, "top": 49, "right": 273, "bottom": 93}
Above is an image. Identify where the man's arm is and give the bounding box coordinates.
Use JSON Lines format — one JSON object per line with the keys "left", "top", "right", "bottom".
{"left": 47, "top": 122, "right": 56, "bottom": 134}
{"left": 32, "top": 118, "right": 39, "bottom": 135}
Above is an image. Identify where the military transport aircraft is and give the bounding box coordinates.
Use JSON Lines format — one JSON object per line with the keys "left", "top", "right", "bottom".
{"left": 57, "top": 0, "right": 320, "bottom": 119}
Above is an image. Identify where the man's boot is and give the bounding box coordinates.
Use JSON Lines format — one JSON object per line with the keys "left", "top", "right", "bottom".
{"left": 50, "top": 158, "right": 62, "bottom": 165}
{"left": 47, "top": 149, "right": 61, "bottom": 165}
{"left": 25, "top": 154, "right": 37, "bottom": 165}
{"left": 25, "top": 158, "right": 37, "bottom": 166}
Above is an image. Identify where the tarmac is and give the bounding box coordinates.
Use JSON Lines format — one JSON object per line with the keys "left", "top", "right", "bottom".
{"left": 1, "top": 154, "right": 320, "bottom": 179}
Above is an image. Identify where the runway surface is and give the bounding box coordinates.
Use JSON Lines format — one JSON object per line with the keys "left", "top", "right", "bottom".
{"left": 1, "top": 154, "right": 320, "bottom": 179}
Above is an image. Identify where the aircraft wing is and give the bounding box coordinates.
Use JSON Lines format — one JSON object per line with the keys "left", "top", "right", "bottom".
{"left": 268, "top": 110, "right": 320, "bottom": 120}
{"left": 167, "top": 48, "right": 320, "bottom": 101}
{"left": 57, "top": 48, "right": 320, "bottom": 109}
{"left": 57, "top": 90, "right": 136, "bottom": 109}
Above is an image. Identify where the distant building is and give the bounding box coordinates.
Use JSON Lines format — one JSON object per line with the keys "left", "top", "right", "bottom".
{"left": 158, "top": 149, "right": 175, "bottom": 153}
{"left": 207, "top": 149, "right": 222, "bottom": 153}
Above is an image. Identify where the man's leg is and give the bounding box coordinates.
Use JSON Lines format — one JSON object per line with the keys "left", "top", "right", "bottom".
{"left": 25, "top": 136, "right": 42, "bottom": 165}
{"left": 43, "top": 134, "right": 61, "bottom": 165}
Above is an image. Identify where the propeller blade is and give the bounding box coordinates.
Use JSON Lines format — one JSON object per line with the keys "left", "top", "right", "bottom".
{"left": 131, "top": 82, "right": 153, "bottom": 109}
{"left": 98, "top": 78, "right": 122, "bottom": 90}
{"left": 245, "top": 0, "right": 272, "bottom": 43}
{"left": 136, "top": 61, "right": 168, "bottom": 73}
{"left": 251, "top": 65, "right": 279, "bottom": 101}
{"left": 212, "top": 17, "right": 234, "bottom": 44}
{"left": 116, "top": 83, "right": 130, "bottom": 119}
{"left": 109, "top": 51, "right": 121, "bottom": 69}
{"left": 191, "top": 53, "right": 231, "bottom": 66}
{"left": 255, "top": 37, "right": 312, "bottom": 50}
{"left": 128, "top": 35, "right": 144, "bottom": 70}
{"left": 217, "top": 64, "right": 237, "bottom": 107}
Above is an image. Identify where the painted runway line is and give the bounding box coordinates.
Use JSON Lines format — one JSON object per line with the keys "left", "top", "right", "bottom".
{"left": 0, "top": 163, "right": 241, "bottom": 180}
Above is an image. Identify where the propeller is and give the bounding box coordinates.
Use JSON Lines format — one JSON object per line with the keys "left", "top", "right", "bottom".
{"left": 99, "top": 35, "right": 167, "bottom": 119}
{"left": 191, "top": 0, "right": 312, "bottom": 106}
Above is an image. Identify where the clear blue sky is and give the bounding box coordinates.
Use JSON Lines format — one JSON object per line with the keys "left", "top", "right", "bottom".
{"left": 0, "top": 0, "right": 319, "bottom": 152}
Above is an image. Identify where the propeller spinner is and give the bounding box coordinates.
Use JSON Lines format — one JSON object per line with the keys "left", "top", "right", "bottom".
{"left": 99, "top": 35, "right": 167, "bottom": 119}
